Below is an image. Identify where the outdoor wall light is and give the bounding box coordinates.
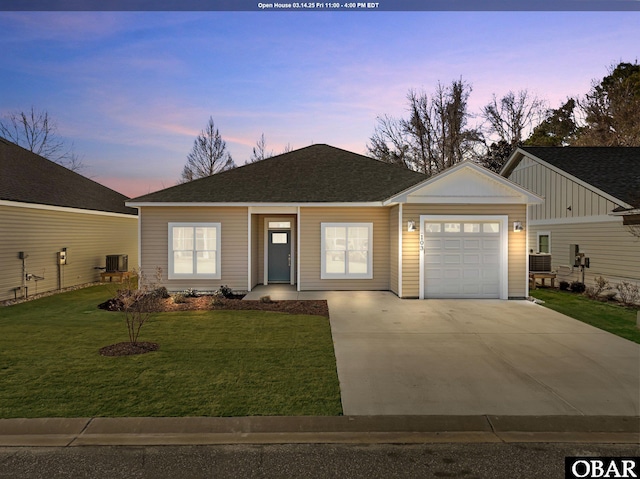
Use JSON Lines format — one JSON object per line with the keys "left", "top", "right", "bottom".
{"left": 407, "top": 220, "right": 416, "bottom": 232}
{"left": 513, "top": 221, "right": 524, "bottom": 232}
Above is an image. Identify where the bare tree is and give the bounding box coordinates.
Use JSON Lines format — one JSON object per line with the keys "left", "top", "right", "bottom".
{"left": 481, "top": 90, "right": 546, "bottom": 146}
{"left": 248, "top": 133, "right": 273, "bottom": 163}
{"left": 180, "top": 117, "right": 235, "bottom": 183}
{"left": 0, "top": 107, "right": 85, "bottom": 171}
{"left": 368, "top": 79, "right": 481, "bottom": 176}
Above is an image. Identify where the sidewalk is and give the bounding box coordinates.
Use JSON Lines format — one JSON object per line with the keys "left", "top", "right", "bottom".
{"left": 0, "top": 415, "right": 638, "bottom": 447}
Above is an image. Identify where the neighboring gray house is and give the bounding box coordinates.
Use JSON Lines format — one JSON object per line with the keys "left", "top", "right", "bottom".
{"left": 0, "top": 138, "right": 138, "bottom": 301}
{"left": 128, "top": 144, "right": 542, "bottom": 299}
{"left": 501, "top": 146, "right": 640, "bottom": 288}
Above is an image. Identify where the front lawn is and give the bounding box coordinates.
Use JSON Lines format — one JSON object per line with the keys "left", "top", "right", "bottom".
{"left": 530, "top": 288, "right": 640, "bottom": 344}
{"left": 0, "top": 285, "right": 342, "bottom": 418}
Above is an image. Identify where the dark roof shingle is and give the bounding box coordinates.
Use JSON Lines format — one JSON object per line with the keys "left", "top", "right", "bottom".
{"left": 131, "top": 144, "right": 427, "bottom": 203}
{"left": 0, "top": 137, "right": 136, "bottom": 215}
{"left": 520, "top": 146, "right": 640, "bottom": 208}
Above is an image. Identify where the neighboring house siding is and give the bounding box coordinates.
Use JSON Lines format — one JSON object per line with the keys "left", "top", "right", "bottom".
{"left": 508, "top": 154, "right": 640, "bottom": 286}
{"left": 509, "top": 156, "right": 618, "bottom": 221}
{"left": 528, "top": 220, "right": 640, "bottom": 284}
{"left": 400, "top": 204, "right": 528, "bottom": 298}
{"left": 389, "top": 205, "right": 399, "bottom": 295}
{"left": 0, "top": 204, "right": 138, "bottom": 301}
{"left": 299, "top": 207, "right": 390, "bottom": 291}
{"left": 139, "top": 206, "right": 248, "bottom": 291}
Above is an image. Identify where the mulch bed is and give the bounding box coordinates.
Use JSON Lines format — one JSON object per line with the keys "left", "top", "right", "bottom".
{"left": 160, "top": 296, "right": 329, "bottom": 318}
{"left": 99, "top": 341, "right": 159, "bottom": 357}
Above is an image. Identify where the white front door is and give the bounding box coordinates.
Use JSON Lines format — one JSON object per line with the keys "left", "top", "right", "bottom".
{"left": 423, "top": 219, "right": 503, "bottom": 299}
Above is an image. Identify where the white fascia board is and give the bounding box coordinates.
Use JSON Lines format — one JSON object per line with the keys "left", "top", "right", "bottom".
{"left": 504, "top": 148, "right": 633, "bottom": 209}
{"left": 406, "top": 196, "right": 532, "bottom": 204}
{"left": 500, "top": 148, "right": 526, "bottom": 176}
{"left": 610, "top": 208, "right": 640, "bottom": 216}
{"left": 530, "top": 215, "right": 622, "bottom": 226}
{"left": 127, "top": 201, "right": 385, "bottom": 208}
{"left": 0, "top": 199, "right": 137, "bottom": 219}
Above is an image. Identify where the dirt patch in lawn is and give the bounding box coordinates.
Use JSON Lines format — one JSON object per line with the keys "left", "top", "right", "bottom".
{"left": 99, "top": 341, "right": 159, "bottom": 357}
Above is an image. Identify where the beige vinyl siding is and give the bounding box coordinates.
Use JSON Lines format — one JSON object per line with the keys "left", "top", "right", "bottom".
{"left": 529, "top": 220, "right": 640, "bottom": 285}
{"left": 400, "top": 204, "right": 528, "bottom": 298}
{"left": 0, "top": 204, "right": 138, "bottom": 301}
{"left": 508, "top": 157, "right": 620, "bottom": 220}
{"left": 139, "top": 206, "right": 248, "bottom": 291}
{"left": 299, "top": 207, "right": 389, "bottom": 290}
{"left": 389, "top": 205, "right": 399, "bottom": 295}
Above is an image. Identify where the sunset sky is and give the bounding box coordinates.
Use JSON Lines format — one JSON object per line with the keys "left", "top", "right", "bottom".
{"left": 1, "top": 5, "right": 639, "bottom": 198}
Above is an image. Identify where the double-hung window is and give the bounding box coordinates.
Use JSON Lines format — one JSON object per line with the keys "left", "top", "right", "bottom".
{"left": 321, "top": 223, "right": 373, "bottom": 279}
{"left": 168, "top": 223, "right": 221, "bottom": 279}
{"left": 537, "top": 231, "right": 551, "bottom": 254}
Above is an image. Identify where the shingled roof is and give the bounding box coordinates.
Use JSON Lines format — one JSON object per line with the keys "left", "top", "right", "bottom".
{"left": 0, "top": 137, "right": 136, "bottom": 215}
{"left": 513, "top": 147, "right": 640, "bottom": 209}
{"left": 130, "top": 144, "right": 427, "bottom": 204}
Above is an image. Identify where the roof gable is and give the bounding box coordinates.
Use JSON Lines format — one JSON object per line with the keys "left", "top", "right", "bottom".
{"left": 129, "top": 144, "right": 427, "bottom": 204}
{"left": 0, "top": 138, "right": 135, "bottom": 215}
{"left": 387, "top": 161, "right": 543, "bottom": 205}
{"left": 502, "top": 147, "right": 640, "bottom": 209}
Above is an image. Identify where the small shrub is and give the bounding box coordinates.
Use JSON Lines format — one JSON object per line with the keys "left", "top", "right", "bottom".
{"left": 260, "top": 295, "right": 272, "bottom": 303}
{"left": 585, "top": 276, "right": 611, "bottom": 299}
{"left": 153, "top": 286, "right": 170, "bottom": 299}
{"left": 616, "top": 281, "right": 640, "bottom": 306}
{"left": 570, "top": 281, "right": 586, "bottom": 293}
{"left": 173, "top": 293, "right": 187, "bottom": 304}
{"left": 183, "top": 288, "right": 199, "bottom": 298}
{"left": 559, "top": 281, "right": 570, "bottom": 291}
{"left": 218, "top": 285, "right": 234, "bottom": 299}
{"left": 210, "top": 290, "right": 225, "bottom": 307}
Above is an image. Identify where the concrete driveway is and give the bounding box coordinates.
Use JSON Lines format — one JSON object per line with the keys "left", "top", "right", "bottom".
{"left": 325, "top": 292, "right": 640, "bottom": 416}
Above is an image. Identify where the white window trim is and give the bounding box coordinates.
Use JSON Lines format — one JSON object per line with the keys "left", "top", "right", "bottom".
{"left": 536, "top": 231, "right": 551, "bottom": 254}
{"left": 321, "top": 222, "right": 373, "bottom": 280}
{"left": 168, "top": 222, "right": 221, "bottom": 280}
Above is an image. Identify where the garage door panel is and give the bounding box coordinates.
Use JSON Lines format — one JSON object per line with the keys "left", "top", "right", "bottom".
{"left": 424, "top": 220, "right": 503, "bottom": 299}
{"left": 464, "top": 239, "right": 480, "bottom": 249}
{"left": 443, "top": 254, "right": 461, "bottom": 264}
{"left": 424, "top": 254, "right": 441, "bottom": 264}
{"left": 463, "top": 254, "right": 480, "bottom": 264}
{"left": 444, "top": 239, "right": 461, "bottom": 249}
{"left": 463, "top": 268, "right": 480, "bottom": 279}
{"left": 443, "top": 269, "right": 460, "bottom": 279}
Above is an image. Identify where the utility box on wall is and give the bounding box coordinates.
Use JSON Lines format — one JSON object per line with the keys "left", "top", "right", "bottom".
{"left": 570, "top": 244, "right": 579, "bottom": 267}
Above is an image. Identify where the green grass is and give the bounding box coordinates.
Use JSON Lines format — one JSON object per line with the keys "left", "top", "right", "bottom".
{"left": 530, "top": 288, "right": 640, "bottom": 344}
{"left": 0, "top": 285, "right": 342, "bottom": 418}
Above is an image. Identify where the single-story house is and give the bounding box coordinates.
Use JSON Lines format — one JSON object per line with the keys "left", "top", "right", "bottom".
{"left": 501, "top": 146, "right": 640, "bottom": 287}
{"left": 127, "top": 144, "right": 542, "bottom": 299}
{"left": 0, "top": 138, "right": 138, "bottom": 301}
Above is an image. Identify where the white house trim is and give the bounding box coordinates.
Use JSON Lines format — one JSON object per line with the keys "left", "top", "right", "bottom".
{"left": 128, "top": 201, "right": 384, "bottom": 208}
{"left": 398, "top": 203, "right": 403, "bottom": 298}
{"left": 530, "top": 215, "right": 621, "bottom": 226}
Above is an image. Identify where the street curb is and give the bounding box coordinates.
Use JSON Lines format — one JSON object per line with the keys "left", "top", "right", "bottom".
{"left": 0, "top": 415, "right": 638, "bottom": 446}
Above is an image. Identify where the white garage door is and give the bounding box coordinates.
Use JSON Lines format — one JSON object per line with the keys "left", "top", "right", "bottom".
{"left": 423, "top": 220, "right": 502, "bottom": 299}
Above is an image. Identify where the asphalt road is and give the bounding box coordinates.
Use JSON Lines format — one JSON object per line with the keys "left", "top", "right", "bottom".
{"left": 1, "top": 443, "right": 639, "bottom": 479}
